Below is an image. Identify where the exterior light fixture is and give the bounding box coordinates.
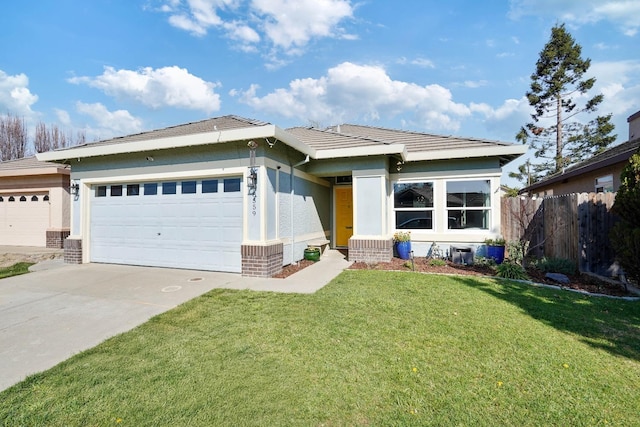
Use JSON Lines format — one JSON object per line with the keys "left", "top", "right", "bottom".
{"left": 70, "top": 181, "right": 80, "bottom": 196}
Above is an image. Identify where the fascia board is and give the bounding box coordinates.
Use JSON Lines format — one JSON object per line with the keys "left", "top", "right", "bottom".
{"left": 406, "top": 144, "right": 527, "bottom": 162}
{"left": 274, "top": 127, "right": 316, "bottom": 158}
{"left": 0, "top": 166, "right": 70, "bottom": 178}
{"left": 37, "top": 125, "right": 313, "bottom": 161}
{"left": 314, "top": 145, "right": 407, "bottom": 160}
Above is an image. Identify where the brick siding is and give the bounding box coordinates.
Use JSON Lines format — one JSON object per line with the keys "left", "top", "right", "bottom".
{"left": 46, "top": 229, "right": 70, "bottom": 249}
{"left": 348, "top": 238, "right": 393, "bottom": 263}
{"left": 241, "top": 243, "right": 283, "bottom": 277}
{"left": 63, "top": 238, "right": 83, "bottom": 264}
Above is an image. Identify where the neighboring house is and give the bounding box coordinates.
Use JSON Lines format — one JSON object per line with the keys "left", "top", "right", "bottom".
{"left": 0, "top": 156, "right": 70, "bottom": 248}
{"left": 629, "top": 109, "right": 640, "bottom": 141}
{"left": 37, "top": 115, "right": 525, "bottom": 277}
{"left": 521, "top": 109, "right": 640, "bottom": 198}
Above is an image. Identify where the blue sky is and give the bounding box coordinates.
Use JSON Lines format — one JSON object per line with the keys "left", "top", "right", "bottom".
{"left": 1, "top": 0, "right": 639, "bottom": 185}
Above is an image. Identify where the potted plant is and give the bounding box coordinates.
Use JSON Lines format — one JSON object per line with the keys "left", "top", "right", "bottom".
{"left": 393, "top": 231, "right": 412, "bottom": 260}
{"left": 484, "top": 237, "right": 506, "bottom": 264}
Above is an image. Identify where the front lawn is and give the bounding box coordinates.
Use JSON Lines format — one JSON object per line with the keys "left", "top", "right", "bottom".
{"left": 1, "top": 271, "right": 639, "bottom": 426}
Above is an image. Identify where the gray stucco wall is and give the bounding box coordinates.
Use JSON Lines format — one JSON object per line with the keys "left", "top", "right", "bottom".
{"left": 266, "top": 167, "right": 277, "bottom": 240}
{"left": 356, "top": 176, "right": 383, "bottom": 235}
{"left": 278, "top": 170, "right": 330, "bottom": 265}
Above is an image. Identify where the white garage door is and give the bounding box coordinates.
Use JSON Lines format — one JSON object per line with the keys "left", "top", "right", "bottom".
{"left": 90, "top": 178, "right": 243, "bottom": 272}
{"left": 0, "top": 194, "right": 50, "bottom": 247}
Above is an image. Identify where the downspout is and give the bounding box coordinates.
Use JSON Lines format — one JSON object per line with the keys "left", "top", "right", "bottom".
{"left": 290, "top": 155, "right": 310, "bottom": 265}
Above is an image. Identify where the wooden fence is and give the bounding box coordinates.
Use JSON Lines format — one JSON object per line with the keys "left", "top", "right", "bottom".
{"left": 501, "top": 192, "right": 620, "bottom": 275}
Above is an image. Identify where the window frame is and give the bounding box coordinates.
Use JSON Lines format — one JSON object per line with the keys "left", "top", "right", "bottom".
{"left": 392, "top": 181, "right": 435, "bottom": 231}
{"left": 445, "top": 179, "right": 491, "bottom": 230}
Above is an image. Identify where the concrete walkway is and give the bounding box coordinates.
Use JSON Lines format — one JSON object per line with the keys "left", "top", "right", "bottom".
{"left": 0, "top": 249, "right": 351, "bottom": 391}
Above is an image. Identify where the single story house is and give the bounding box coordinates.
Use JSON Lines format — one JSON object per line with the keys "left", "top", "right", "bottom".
{"left": 520, "top": 109, "right": 640, "bottom": 197}
{"left": 37, "top": 115, "right": 526, "bottom": 277}
{"left": 0, "top": 156, "right": 70, "bottom": 248}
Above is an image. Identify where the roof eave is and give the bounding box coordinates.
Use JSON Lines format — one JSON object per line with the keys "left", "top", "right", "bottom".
{"left": 406, "top": 145, "right": 527, "bottom": 163}
{"left": 0, "top": 165, "right": 70, "bottom": 178}
{"left": 314, "top": 144, "right": 407, "bottom": 160}
{"left": 37, "top": 125, "right": 315, "bottom": 162}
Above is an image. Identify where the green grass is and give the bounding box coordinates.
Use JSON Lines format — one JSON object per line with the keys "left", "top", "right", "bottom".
{"left": 1, "top": 270, "right": 639, "bottom": 426}
{"left": 0, "top": 262, "right": 34, "bottom": 279}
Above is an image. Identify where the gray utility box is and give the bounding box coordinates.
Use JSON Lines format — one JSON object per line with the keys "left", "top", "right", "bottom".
{"left": 451, "top": 246, "right": 474, "bottom": 265}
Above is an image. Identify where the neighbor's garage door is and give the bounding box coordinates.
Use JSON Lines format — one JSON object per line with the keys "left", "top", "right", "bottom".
{"left": 0, "top": 193, "right": 50, "bottom": 247}
{"left": 90, "top": 178, "right": 243, "bottom": 272}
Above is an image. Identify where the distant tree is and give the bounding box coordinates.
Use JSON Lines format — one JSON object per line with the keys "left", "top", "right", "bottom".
{"left": 508, "top": 159, "right": 540, "bottom": 188}
{"left": 0, "top": 114, "right": 28, "bottom": 161}
{"left": 610, "top": 150, "right": 640, "bottom": 285}
{"left": 34, "top": 121, "right": 86, "bottom": 153}
{"left": 515, "top": 23, "right": 616, "bottom": 182}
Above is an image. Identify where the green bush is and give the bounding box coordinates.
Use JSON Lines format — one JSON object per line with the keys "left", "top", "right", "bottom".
{"left": 532, "top": 257, "right": 577, "bottom": 276}
{"left": 428, "top": 258, "right": 447, "bottom": 267}
{"left": 610, "top": 151, "right": 640, "bottom": 284}
{"left": 496, "top": 260, "right": 529, "bottom": 280}
{"left": 473, "top": 256, "right": 497, "bottom": 269}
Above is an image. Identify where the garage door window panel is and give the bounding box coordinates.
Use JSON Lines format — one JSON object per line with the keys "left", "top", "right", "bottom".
{"left": 202, "top": 180, "right": 218, "bottom": 193}
{"left": 96, "top": 186, "right": 107, "bottom": 197}
{"left": 111, "top": 185, "right": 123, "bottom": 197}
{"left": 224, "top": 178, "right": 241, "bottom": 192}
{"left": 127, "top": 184, "right": 140, "bottom": 196}
{"left": 181, "top": 181, "right": 196, "bottom": 194}
{"left": 393, "top": 182, "right": 434, "bottom": 230}
{"left": 446, "top": 180, "right": 490, "bottom": 230}
{"left": 144, "top": 183, "right": 158, "bottom": 195}
{"left": 162, "top": 182, "right": 177, "bottom": 195}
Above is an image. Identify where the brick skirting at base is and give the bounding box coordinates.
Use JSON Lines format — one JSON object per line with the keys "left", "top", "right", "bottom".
{"left": 64, "top": 238, "right": 83, "bottom": 264}
{"left": 348, "top": 238, "right": 393, "bottom": 263}
{"left": 46, "top": 229, "right": 70, "bottom": 249}
{"left": 241, "top": 243, "right": 283, "bottom": 277}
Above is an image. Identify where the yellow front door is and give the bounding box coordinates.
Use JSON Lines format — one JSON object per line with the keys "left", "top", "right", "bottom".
{"left": 335, "top": 187, "right": 353, "bottom": 247}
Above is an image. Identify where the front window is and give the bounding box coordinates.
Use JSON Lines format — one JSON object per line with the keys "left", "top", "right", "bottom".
{"left": 446, "top": 180, "right": 490, "bottom": 229}
{"left": 393, "top": 182, "right": 434, "bottom": 230}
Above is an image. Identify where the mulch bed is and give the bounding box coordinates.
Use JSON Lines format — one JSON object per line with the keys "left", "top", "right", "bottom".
{"left": 275, "top": 255, "right": 636, "bottom": 298}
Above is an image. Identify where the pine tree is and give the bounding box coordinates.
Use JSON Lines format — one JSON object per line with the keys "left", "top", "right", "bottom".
{"left": 516, "top": 24, "right": 616, "bottom": 181}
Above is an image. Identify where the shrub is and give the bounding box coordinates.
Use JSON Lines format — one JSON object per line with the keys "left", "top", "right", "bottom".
{"left": 496, "top": 260, "right": 528, "bottom": 280}
{"left": 473, "top": 256, "right": 496, "bottom": 269}
{"left": 532, "top": 257, "right": 577, "bottom": 276}
{"left": 610, "top": 151, "right": 640, "bottom": 284}
{"left": 428, "top": 258, "right": 447, "bottom": 267}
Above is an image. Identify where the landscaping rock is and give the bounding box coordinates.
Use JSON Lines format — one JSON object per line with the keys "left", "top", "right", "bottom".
{"left": 545, "top": 272, "right": 570, "bottom": 284}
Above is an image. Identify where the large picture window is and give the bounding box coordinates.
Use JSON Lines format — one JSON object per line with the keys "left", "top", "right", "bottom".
{"left": 446, "top": 180, "right": 490, "bottom": 229}
{"left": 393, "top": 182, "right": 434, "bottom": 229}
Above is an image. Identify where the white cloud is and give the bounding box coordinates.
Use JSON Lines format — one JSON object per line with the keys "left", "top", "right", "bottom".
{"left": 76, "top": 102, "right": 143, "bottom": 137}
{"left": 158, "top": 0, "right": 354, "bottom": 57}
{"left": 508, "top": 0, "right": 640, "bottom": 36}
{"left": 590, "top": 60, "right": 640, "bottom": 123}
{"left": 460, "top": 80, "right": 489, "bottom": 88}
{"left": 0, "top": 70, "right": 38, "bottom": 117}
{"left": 54, "top": 109, "right": 71, "bottom": 126}
{"left": 68, "top": 66, "right": 221, "bottom": 113}
{"left": 233, "top": 62, "right": 472, "bottom": 132}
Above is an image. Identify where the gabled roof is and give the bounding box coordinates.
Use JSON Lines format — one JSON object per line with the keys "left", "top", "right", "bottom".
{"left": 36, "top": 115, "right": 526, "bottom": 166}
{"left": 0, "top": 156, "right": 70, "bottom": 178}
{"left": 38, "top": 115, "right": 314, "bottom": 162}
{"left": 522, "top": 138, "right": 640, "bottom": 193}
{"left": 288, "top": 123, "right": 525, "bottom": 165}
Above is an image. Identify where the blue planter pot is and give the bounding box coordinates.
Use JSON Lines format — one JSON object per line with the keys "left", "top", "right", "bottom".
{"left": 395, "top": 241, "right": 412, "bottom": 260}
{"left": 487, "top": 245, "right": 505, "bottom": 264}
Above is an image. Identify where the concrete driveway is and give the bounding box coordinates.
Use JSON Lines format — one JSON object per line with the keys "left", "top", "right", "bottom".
{"left": 0, "top": 251, "right": 350, "bottom": 392}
